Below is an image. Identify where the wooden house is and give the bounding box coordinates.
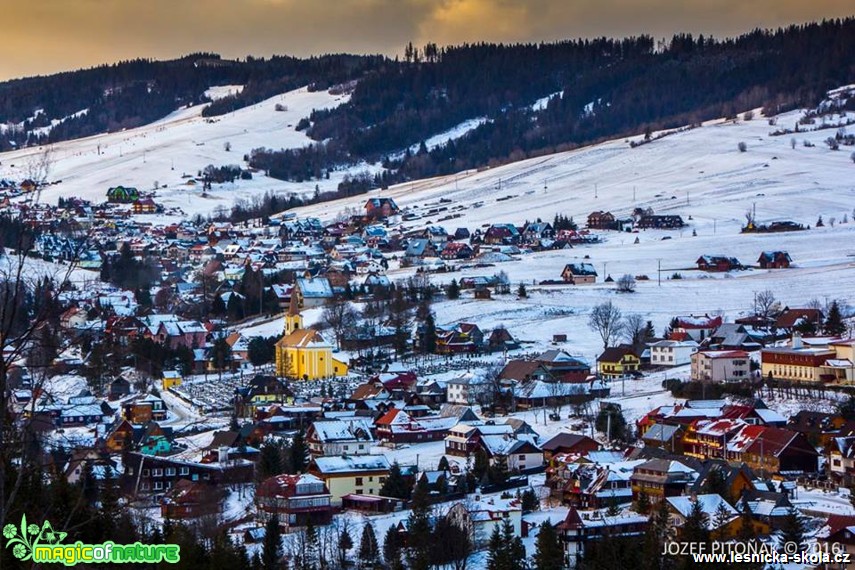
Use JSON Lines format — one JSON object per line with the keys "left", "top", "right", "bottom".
{"left": 757, "top": 251, "right": 792, "bottom": 269}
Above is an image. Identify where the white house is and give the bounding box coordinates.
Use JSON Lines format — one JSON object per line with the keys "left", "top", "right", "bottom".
{"left": 649, "top": 340, "right": 698, "bottom": 366}
{"left": 446, "top": 373, "right": 492, "bottom": 405}
{"left": 446, "top": 496, "right": 522, "bottom": 547}
{"left": 690, "top": 350, "right": 751, "bottom": 382}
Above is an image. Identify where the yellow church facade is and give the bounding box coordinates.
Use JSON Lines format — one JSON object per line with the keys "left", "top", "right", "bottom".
{"left": 274, "top": 302, "right": 348, "bottom": 380}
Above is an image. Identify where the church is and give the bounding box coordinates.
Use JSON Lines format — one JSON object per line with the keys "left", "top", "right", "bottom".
{"left": 275, "top": 297, "right": 349, "bottom": 380}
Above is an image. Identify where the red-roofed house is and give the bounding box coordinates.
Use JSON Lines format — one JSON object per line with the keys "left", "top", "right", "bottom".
{"left": 375, "top": 409, "right": 457, "bottom": 444}
{"left": 255, "top": 473, "right": 333, "bottom": 528}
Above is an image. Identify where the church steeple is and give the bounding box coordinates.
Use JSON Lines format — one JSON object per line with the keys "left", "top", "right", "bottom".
{"left": 284, "top": 293, "right": 303, "bottom": 335}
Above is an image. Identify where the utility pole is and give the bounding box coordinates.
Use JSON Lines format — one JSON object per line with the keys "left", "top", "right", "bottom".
{"left": 658, "top": 259, "right": 662, "bottom": 286}
{"left": 633, "top": 186, "right": 636, "bottom": 202}
{"left": 594, "top": 184, "right": 598, "bottom": 199}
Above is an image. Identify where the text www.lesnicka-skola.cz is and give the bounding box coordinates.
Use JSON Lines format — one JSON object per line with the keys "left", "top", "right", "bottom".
{"left": 663, "top": 540, "right": 851, "bottom": 565}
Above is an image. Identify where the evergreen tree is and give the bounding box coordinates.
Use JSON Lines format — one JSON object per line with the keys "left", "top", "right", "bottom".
{"left": 338, "top": 526, "right": 354, "bottom": 569}
{"left": 712, "top": 501, "right": 733, "bottom": 541}
{"left": 824, "top": 300, "right": 847, "bottom": 337}
{"left": 681, "top": 499, "right": 710, "bottom": 546}
{"left": 533, "top": 521, "right": 563, "bottom": 570}
{"left": 736, "top": 499, "right": 756, "bottom": 541}
{"left": 359, "top": 522, "right": 379, "bottom": 569}
{"left": 605, "top": 497, "right": 621, "bottom": 517}
{"left": 290, "top": 430, "right": 308, "bottom": 473}
{"left": 438, "top": 455, "right": 450, "bottom": 472}
{"left": 380, "top": 462, "right": 412, "bottom": 500}
{"left": 487, "top": 518, "right": 526, "bottom": 570}
{"left": 446, "top": 279, "right": 460, "bottom": 300}
{"left": 423, "top": 311, "right": 437, "bottom": 354}
{"left": 258, "top": 441, "right": 284, "bottom": 479}
{"left": 406, "top": 477, "right": 433, "bottom": 570}
{"left": 383, "top": 525, "right": 404, "bottom": 570}
{"left": 778, "top": 509, "right": 805, "bottom": 552}
{"left": 643, "top": 320, "right": 657, "bottom": 343}
{"left": 261, "top": 515, "right": 283, "bottom": 570}
{"left": 521, "top": 488, "right": 540, "bottom": 512}
{"left": 517, "top": 283, "right": 527, "bottom": 298}
{"left": 473, "top": 448, "right": 490, "bottom": 482}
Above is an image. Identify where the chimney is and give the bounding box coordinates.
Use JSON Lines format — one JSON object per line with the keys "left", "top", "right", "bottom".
{"left": 792, "top": 333, "right": 803, "bottom": 350}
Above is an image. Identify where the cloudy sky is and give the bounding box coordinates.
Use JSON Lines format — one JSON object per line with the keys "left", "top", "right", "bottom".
{"left": 3, "top": 0, "right": 853, "bottom": 80}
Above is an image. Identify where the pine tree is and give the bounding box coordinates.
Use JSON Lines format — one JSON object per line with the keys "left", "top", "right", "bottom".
{"left": 380, "top": 462, "right": 411, "bottom": 500}
{"left": 521, "top": 488, "right": 540, "bottom": 512}
{"left": 338, "top": 526, "right": 354, "bottom": 569}
{"left": 533, "top": 521, "right": 563, "bottom": 570}
{"left": 446, "top": 278, "right": 460, "bottom": 300}
{"left": 383, "top": 525, "right": 404, "bottom": 570}
{"left": 438, "top": 455, "right": 450, "bottom": 472}
{"left": 824, "top": 300, "right": 847, "bottom": 337}
{"left": 712, "top": 501, "right": 733, "bottom": 541}
{"left": 681, "top": 499, "right": 710, "bottom": 545}
{"left": 423, "top": 311, "right": 437, "bottom": 354}
{"left": 605, "top": 496, "right": 621, "bottom": 517}
{"left": 736, "top": 499, "right": 756, "bottom": 541}
{"left": 406, "top": 477, "right": 433, "bottom": 570}
{"left": 778, "top": 509, "right": 805, "bottom": 552}
{"left": 290, "top": 430, "right": 308, "bottom": 473}
{"left": 258, "top": 440, "right": 283, "bottom": 479}
{"left": 261, "top": 515, "right": 283, "bottom": 570}
{"left": 358, "top": 522, "right": 379, "bottom": 569}
{"left": 517, "top": 283, "right": 527, "bottom": 298}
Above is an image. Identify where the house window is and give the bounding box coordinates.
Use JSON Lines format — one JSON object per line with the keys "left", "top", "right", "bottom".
{"left": 179, "top": 467, "right": 189, "bottom": 475}
{"left": 166, "top": 468, "right": 176, "bottom": 476}
{"left": 153, "top": 482, "right": 163, "bottom": 491}
{"left": 519, "top": 455, "right": 526, "bottom": 460}
{"left": 379, "top": 477, "right": 386, "bottom": 484}
{"left": 355, "top": 477, "right": 364, "bottom": 486}
{"left": 153, "top": 468, "right": 163, "bottom": 477}
{"left": 355, "top": 490, "right": 363, "bottom": 495}
{"left": 141, "top": 482, "right": 150, "bottom": 490}
{"left": 142, "top": 469, "right": 150, "bottom": 477}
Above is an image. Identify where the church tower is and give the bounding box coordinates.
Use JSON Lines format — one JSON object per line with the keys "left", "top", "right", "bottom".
{"left": 284, "top": 294, "right": 303, "bottom": 335}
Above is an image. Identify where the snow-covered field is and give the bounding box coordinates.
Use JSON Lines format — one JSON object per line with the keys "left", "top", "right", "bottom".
{"left": 0, "top": 86, "right": 354, "bottom": 218}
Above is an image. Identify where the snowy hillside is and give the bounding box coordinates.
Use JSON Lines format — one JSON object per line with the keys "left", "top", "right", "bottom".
{"left": 290, "top": 107, "right": 855, "bottom": 364}
{"left": 0, "top": 86, "right": 353, "bottom": 217}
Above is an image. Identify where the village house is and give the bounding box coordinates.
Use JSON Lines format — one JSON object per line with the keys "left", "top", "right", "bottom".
{"left": 757, "top": 251, "right": 792, "bottom": 269}
{"left": 673, "top": 314, "right": 723, "bottom": 341}
{"left": 161, "top": 480, "right": 225, "bottom": 520}
{"left": 596, "top": 347, "right": 641, "bottom": 379}
{"left": 293, "top": 276, "right": 334, "bottom": 309}
{"left": 649, "top": 339, "right": 698, "bottom": 366}
{"left": 630, "top": 458, "right": 698, "bottom": 502}
{"left": 446, "top": 497, "right": 522, "bottom": 547}
{"left": 121, "top": 451, "right": 254, "bottom": 496}
{"left": 559, "top": 507, "right": 648, "bottom": 567}
{"left": 586, "top": 211, "right": 618, "bottom": 230}
{"left": 255, "top": 473, "right": 334, "bottom": 528}
{"left": 306, "top": 419, "right": 375, "bottom": 457}
{"left": 374, "top": 409, "right": 458, "bottom": 444}
{"left": 561, "top": 263, "right": 598, "bottom": 285}
{"left": 541, "top": 433, "right": 601, "bottom": 462}
{"left": 690, "top": 350, "right": 751, "bottom": 382}
{"left": 636, "top": 214, "right": 685, "bottom": 229}
{"left": 307, "top": 455, "right": 391, "bottom": 506}
{"left": 364, "top": 197, "right": 399, "bottom": 219}
{"left": 696, "top": 255, "right": 743, "bottom": 272}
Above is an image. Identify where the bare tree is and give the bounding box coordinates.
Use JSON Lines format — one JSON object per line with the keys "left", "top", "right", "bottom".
{"left": 588, "top": 301, "right": 624, "bottom": 349}
{"left": 0, "top": 217, "right": 89, "bottom": 530}
{"left": 321, "top": 297, "right": 358, "bottom": 350}
{"left": 753, "top": 289, "right": 780, "bottom": 325}
{"left": 24, "top": 146, "right": 54, "bottom": 202}
{"left": 622, "top": 313, "right": 646, "bottom": 351}
{"left": 616, "top": 274, "right": 636, "bottom": 293}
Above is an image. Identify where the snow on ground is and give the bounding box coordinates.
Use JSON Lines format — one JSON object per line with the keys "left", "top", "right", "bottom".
{"left": 0, "top": 86, "right": 352, "bottom": 218}
{"left": 394, "top": 117, "right": 490, "bottom": 159}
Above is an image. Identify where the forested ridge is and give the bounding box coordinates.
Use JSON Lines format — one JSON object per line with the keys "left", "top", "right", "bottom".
{"left": 2, "top": 19, "right": 854, "bottom": 192}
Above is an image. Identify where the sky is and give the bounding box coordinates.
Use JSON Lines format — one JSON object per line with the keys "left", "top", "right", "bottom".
{"left": 2, "top": 0, "right": 853, "bottom": 81}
